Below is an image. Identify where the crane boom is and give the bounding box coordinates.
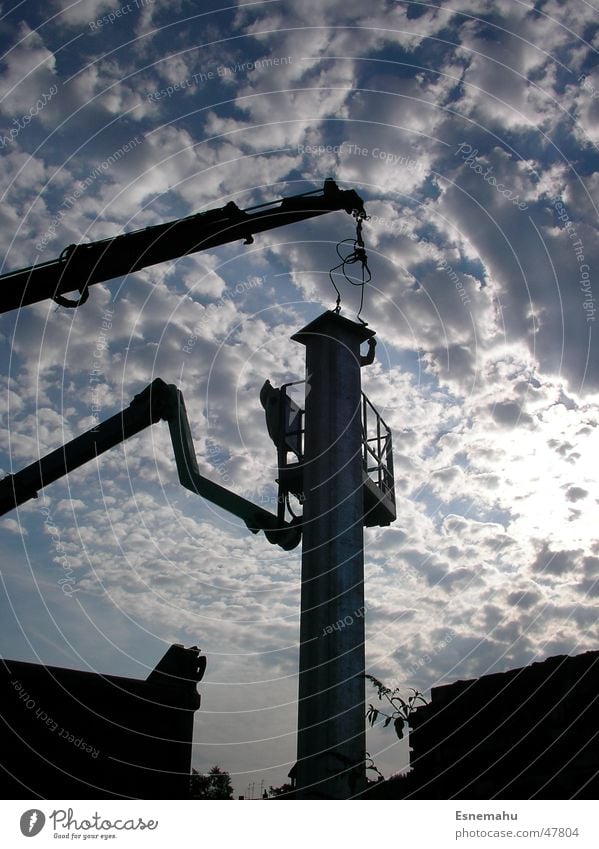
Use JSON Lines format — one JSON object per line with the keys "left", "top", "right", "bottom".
{"left": 0, "top": 179, "right": 365, "bottom": 314}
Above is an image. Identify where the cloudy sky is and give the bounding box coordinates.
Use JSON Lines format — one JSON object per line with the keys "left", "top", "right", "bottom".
{"left": 0, "top": 0, "right": 598, "bottom": 797}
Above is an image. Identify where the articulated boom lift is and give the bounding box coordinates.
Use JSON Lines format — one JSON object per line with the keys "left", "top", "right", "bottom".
{"left": 0, "top": 379, "right": 302, "bottom": 550}
{"left": 0, "top": 179, "right": 365, "bottom": 313}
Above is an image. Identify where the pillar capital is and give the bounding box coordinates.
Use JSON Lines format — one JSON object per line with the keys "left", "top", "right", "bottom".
{"left": 291, "top": 310, "right": 376, "bottom": 346}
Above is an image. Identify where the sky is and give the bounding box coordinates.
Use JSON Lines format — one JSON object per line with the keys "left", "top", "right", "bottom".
{"left": 0, "top": 0, "right": 598, "bottom": 799}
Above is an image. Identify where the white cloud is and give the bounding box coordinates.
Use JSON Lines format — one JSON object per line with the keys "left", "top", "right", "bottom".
{"left": 1, "top": 0, "right": 598, "bottom": 794}
{"left": 0, "top": 517, "right": 28, "bottom": 535}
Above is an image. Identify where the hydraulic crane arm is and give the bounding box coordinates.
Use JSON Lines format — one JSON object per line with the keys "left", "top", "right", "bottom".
{"left": 0, "top": 179, "right": 366, "bottom": 314}
{"left": 0, "top": 378, "right": 301, "bottom": 550}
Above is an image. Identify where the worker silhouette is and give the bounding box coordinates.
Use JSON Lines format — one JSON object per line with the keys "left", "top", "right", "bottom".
{"left": 360, "top": 337, "right": 376, "bottom": 366}
{"left": 260, "top": 380, "right": 282, "bottom": 447}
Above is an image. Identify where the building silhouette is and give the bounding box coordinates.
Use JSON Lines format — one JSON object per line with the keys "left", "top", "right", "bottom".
{"left": 365, "top": 651, "right": 599, "bottom": 799}
{"left": 0, "top": 644, "right": 205, "bottom": 799}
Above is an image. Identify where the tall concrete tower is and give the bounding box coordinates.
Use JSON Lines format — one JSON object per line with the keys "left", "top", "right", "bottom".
{"left": 292, "top": 311, "right": 376, "bottom": 798}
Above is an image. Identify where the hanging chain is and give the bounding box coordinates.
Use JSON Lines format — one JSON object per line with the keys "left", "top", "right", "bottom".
{"left": 328, "top": 211, "right": 372, "bottom": 322}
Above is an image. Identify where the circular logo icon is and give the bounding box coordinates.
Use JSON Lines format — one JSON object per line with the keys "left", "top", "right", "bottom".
{"left": 20, "top": 810, "right": 45, "bottom": 837}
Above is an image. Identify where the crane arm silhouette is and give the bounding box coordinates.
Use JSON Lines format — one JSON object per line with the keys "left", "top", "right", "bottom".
{"left": 0, "top": 179, "right": 365, "bottom": 314}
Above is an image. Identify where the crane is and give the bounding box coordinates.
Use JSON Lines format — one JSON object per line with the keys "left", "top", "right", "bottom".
{"left": 0, "top": 179, "right": 366, "bottom": 314}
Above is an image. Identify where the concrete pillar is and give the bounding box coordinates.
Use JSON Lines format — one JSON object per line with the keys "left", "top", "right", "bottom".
{"left": 291, "top": 310, "right": 375, "bottom": 798}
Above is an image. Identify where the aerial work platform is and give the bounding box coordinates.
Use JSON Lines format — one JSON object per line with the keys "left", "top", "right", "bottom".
{"left": 272, "top": 385, "right": 396, "bottom": 528}
{"left": 262, "top": 314, "right": 395, "bottom": 531}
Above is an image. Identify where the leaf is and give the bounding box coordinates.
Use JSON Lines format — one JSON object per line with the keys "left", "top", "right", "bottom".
{"left": 384, "top": 716, "right": 392, "bottom": 727}
{"left": 366, "top": 705, "right": 379, "bottom": 726}
{"left": 394, "top": 717, "right": 405, "bottom": 740}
